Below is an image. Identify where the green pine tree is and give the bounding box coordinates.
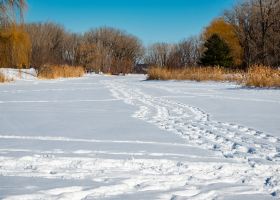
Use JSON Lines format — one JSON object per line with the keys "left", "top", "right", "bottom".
{"left": 200, "top": 34, "right": 234, "bottom": 68}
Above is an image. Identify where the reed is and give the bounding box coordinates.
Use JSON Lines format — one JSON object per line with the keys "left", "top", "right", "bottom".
{"left": 38, "top": 65, "right": 85, "bottom": 79}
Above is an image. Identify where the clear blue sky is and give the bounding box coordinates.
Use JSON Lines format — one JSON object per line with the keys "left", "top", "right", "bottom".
{"left": 26, "top": 0, "right": 236, "bottom": 45}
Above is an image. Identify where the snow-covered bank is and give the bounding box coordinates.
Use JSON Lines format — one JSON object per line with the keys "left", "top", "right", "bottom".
{"left": 0, "top": 68, "right": 37, "bottom": 81}
{"left": 0, "top": 75, "right": 279, "bottom": 199}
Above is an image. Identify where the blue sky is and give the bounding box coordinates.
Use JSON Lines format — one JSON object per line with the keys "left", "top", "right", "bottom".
{"left": 26, "top": 0, "right": 236, "bottom": 45}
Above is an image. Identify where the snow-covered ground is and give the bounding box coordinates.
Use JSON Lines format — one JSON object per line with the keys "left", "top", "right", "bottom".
{"left": 0, "top": 74, "right": 279, "bottom": 200}
{"left": 0, "top": 68, "right": 37, "bottom": 81}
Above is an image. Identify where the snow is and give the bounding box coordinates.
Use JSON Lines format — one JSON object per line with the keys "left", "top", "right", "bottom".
{"left": 0, "top": 74, "right": 279, "bottom": 200}
{"left": 0, "top": 68, "right": 37, "bottom": 81}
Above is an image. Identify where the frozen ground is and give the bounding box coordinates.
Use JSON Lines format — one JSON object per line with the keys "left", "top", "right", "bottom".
{"left": 0, "top": 74, "right": 279, "bottom": 200}
{"left": 0, "top": 68, "right": 37, "bottom": 81}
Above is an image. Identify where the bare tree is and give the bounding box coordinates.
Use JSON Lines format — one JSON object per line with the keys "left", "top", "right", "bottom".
{"left": 25, "top": 23, "right": 69, "bottom": 68}
{"left": 145, "top": 37, "right": 201, "bottom": 69}
{"left": 224, "top": 0, "right": 280, "bottom": 67}
{"left": 62, "top": 33, "right": 81, "bottom": 66}
{"left": 145, "top": 43, "right": 174, "bottom": 67}
{"left": 83, "top": 27, "right": 143, "bottom": 74}
{"left": 175, "top": 37, "right": 201, "bottom": 67}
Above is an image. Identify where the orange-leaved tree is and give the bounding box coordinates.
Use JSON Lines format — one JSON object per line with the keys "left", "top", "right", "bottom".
{"left": 203, "top": 18, "right": 242, "bottom": 67}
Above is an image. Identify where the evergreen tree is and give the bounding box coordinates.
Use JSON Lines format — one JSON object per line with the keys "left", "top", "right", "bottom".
{"left": 200, "top": 34, "right": 234, "bottom": 68}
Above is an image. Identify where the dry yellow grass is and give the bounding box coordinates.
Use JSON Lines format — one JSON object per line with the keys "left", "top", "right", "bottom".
{"left": 38, "top": 65, "right": 85, "bottom": 79}
{"left": 147, "top": 66, "right": 243, "bottom": 82}
{"left": 147, "top": 65, "right": 280, "bottom": 88}
{"left": 0, "top": 72, "right": 6, "bottom": 83}
{"left": 244, "top": 65, "right": 280, "bottom": 88}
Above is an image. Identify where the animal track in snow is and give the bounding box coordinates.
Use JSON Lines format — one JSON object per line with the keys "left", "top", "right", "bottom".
{"left": 103, "top": 79, "right": 280, "bottom": 163}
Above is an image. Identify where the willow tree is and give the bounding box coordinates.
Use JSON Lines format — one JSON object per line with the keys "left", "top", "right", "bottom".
{"left": 0, "top": 25, "right": 31, "bottom": 68}
{"left": 0, "top": 0, "right": 30, "bottom": 68}
{"left": 0, "top": 0, "right": 26, "bottom": 26}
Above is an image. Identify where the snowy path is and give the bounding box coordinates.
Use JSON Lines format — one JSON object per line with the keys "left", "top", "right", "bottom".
{"left": 0, "top": 75, "right": 279, "bottom": 200}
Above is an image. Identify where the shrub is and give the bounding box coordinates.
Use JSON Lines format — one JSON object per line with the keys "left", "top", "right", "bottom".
{"left": 38, "top": 65, "right": 85, "bottom": 79}
{"left": 243, "top": 65, "right": 280, "bottom": 88}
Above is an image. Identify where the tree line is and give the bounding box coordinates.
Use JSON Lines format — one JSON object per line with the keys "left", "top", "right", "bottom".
{"left": 146, "top": 0, "right": 280, "bottom": 69}
{"left": 0, "top": 1, "right": 144, "bottom": 73}
{"left": 25, "top": 24, "right": 144, "bottom": 74}
{"left": 0, "top": 0, "right": 280, "bottom": 73}
{"left": 1, "top": 21, "right": 144, "bottom": 74}
{"left": 225, "top": 0, "right": 280, "bottom": 68}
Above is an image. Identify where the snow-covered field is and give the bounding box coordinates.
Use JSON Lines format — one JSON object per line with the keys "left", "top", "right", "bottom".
{"left": 0, "top": 74, "right": 279, "bottom": 200}
{"left": 0, "top": 68, "right": 37, "bottom": 81}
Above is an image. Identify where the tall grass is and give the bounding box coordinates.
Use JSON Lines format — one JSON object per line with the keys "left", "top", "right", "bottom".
{"left": 147, "top": 66, "right": 243, "bottom": 82}
{"left": 0, "top": 72, "right": 6, "bottom": 83}
{"left": 0, "top": 72, "right": 10, "bottom": 83}
{"left": 147, "top": 65, "right": 280, "bottom": 88}
{"left": 38, "top": 65, "right": 85, "bottom": 79}
{"left": 243, "top": 65, "right": 280, "bottom": 87}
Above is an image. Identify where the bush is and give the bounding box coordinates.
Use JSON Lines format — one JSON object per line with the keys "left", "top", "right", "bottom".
{"left": 243, "top": 65, "right": 280, "bottom": 88}
{"left": 38, "top": 65, "right": 85, "bottom": 79}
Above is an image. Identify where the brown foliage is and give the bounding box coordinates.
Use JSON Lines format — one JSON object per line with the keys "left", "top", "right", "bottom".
{"left": 38, "top": 65, "right": 85, "bottom": 79}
